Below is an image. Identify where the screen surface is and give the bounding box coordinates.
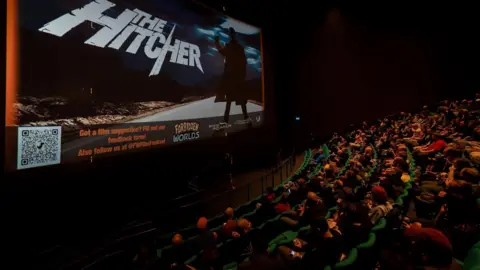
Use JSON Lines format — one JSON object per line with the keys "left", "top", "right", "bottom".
{"left": 5, "top": 0, "right": 264, "bottom": 170}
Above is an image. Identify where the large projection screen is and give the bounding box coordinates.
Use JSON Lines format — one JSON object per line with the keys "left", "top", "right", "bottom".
{"left": 5, "top": 0, "right": 264, "bottom": 171}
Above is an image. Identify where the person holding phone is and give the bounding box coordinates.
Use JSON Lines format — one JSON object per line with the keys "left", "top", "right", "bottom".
{"left": 277, "top": 217, "right": 342, "bottom": 269}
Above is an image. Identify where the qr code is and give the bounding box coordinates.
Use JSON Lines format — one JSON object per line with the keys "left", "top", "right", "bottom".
{"left": 17, "top": 126, "right": 62, "bottom": 170}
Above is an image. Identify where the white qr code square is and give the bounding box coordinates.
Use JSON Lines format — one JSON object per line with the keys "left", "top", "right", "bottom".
{"left": 17, "top": 126, "right": 62, "bottom": 170}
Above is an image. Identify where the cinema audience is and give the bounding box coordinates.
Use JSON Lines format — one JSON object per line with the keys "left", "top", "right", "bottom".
{"left": 153, "top": 96, "right": 480, "bottom": 270}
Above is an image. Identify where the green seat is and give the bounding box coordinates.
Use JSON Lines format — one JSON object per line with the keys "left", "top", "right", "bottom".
{"left": 324, "top": 248, "right": 359, "bottom": 269}
{"left": 223, "top": 262, "right": 237, "bottom": 270}
{"left": 464, "top": 241, "right": 480, "bottom": 270}
{"left": 357, "top": 233, "right": 376, "bottom": 249}
{"left": 372, "top": 218, "right": 387, "bottom": 232}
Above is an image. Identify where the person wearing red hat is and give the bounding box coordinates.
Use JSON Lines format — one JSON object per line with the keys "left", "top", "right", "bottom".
{"left": 368, "top": 186, "right": 392, "bottom": 224}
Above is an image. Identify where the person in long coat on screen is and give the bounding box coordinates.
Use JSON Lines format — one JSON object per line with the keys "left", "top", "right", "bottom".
{"left": 214, "top": 27, "right": 250, "bottom": 124}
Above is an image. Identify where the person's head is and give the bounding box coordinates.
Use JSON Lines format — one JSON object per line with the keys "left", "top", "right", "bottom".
{"left": 237, "top": 218, "right": 252, "bottom": 233}
{"left": 228, "top": 27, "right": 236, "bottom": 39}
{"left": 298, "top": 178, "right": 306, "bottom": 187}
{"left": 307, "top": 191, "right": 319, "bottom": 202}
{"left": 334, "top": 179, "right": 343, "bottom": 189}
{"left": 266, "top": 187, "right": 274, "bottom": 194}
{"left": 311, "top": 217, "right": 329, "bottom": 236}
{"left": 371, "top": 186, "right": 388, "bottom": 204}
{"left": 172, "top": 234, "right": 184, "bottom": 246}
{"left": 197, "top": 217, "right": 208, "bottom": 231}
{"left": 460, "top": 168, "right": 479, "bottom": 183}
{"left": 224, "top": 207, "right": 234, "bottom": 219}
{"left": 408, "top": 228, "right": 454, "bottom": 268}
{"left": 454, "top": 158, "right": 471, "bottom": 171}
{"left": 344, "top": 203, "right": 370, "bottom": 226}
{"left": 447, "top": 179, "right": 473, "bottom": 200}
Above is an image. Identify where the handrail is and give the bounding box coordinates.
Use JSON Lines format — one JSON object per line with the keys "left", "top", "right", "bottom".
{"left": 156, "top": 151, "right": 308, "bottom": 257}
{"left": 178, "top": 150, "right": 314, "bottom": 264}
{"left": 157, "top": 155, "right": 298, "bottom": 239}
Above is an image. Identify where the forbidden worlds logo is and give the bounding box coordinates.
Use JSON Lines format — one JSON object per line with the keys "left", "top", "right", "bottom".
{"left": 173, "top": 122, "right": 200, "bottom": 143}
{"left": 38, "top": 0, "right": 204, "bottom": 76}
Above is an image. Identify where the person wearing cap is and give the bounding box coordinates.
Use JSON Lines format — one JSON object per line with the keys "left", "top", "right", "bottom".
{"left": 368, "top": 186, "right": 392, "bottom": 224}
{"left": 403, "top": 224, "right": 462, "bottom": 270}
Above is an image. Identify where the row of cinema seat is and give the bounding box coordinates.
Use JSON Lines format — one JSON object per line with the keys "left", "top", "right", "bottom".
{"left": 183, "top": 147, "right": 335, "bottom": 267}
{"left": 156, "top": 149, "right": 314, "bottom": 262}
{"left": 220, "top": 144, "right": 355, "bottom": 269}
{"left": 153, "top": 99, "right": 480, "bottom": 270}
{"left": 221, "top": 136, "right": 479, "bottom": 270}
{"left": 259, "top": 144, "right": 378, "bottom": 270}
{"left": 319, "top": 146, "right": 480, "bottom": 270}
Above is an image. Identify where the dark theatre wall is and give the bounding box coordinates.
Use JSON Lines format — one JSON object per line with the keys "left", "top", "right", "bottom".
{"left": 274, "top": 3, "right": 479, "bottom": 143}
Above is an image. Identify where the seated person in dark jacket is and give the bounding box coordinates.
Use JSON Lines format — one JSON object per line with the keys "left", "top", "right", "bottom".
{"left": 160, "top": 234, "right": 196, "bottom": 269}
{"left": 221, "top": 207, "right": 238, "bottom": 240}
{"left": 288, "top": 178, "right": 309, "bottom": 206}
{"left": 231, "top": 219, "right": 254, "bottom": 263}
{"left": 337, "top": 203, "right": 372, "bottom": 250}
{"left": 308, "top": 175, "right": 323, "bottom": 193}
{"left": 196, "top": 217, "right": 221, "bottom": 270}
{"left": 278, "top": 217, "right": 343, "bottom": 270}
{"left": 281, "top": 192, "right": 327, "bottom": 227}
{"left": 255, "top": 192, "right": 277, "bottom": 221}
{"left": 132, "top": 243, "right": 158, "bottom": 270}
{"left": 238, "top": 230, "right": 287, "bottom": 270}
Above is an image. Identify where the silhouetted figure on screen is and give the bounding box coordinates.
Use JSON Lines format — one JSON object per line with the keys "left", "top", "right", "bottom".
{"left": 214, "top": 28, "right": 250, "bottom": 124}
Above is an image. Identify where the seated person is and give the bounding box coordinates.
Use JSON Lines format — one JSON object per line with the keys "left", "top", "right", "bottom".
{"left": 196, "top": 217, "right": 220, "bottom": 269}
{"left": 238, "top": 230, "right": 287, "bottom": 270}
{"left": 367, "top": 186, "right": 392, "bottom": 225}
{"left": 281, "top": 192, "right": 326, "bottom": 228}
{"left": 401, "top": 123, "right": 424, "bottom": 146}
{"left": 278, "top": 217, "right": 343, "bottom": 270}
{"left": 314, "top": 149, "right": 326, "bottom": 163}
{"left": 403, "top": 223, "right": 462, "bottom": 270}
{"left": 232, "top": 219, "right": 253, "bottom": 263}
{"left": 337, "top": 202, "right": 372, "bottom": 250}
{"left": 275, "top": 192, "right": 291, "bottom": 214}
{"left": 221, "top": 207, "right": 238, "bottom": 239}
{"left": 414, "top": 133, "right": 448, "bottom": 156}
{"left": 160, "top": 234, "right": 194, "bottom": 269}
{"left": 132, "top": 243, "right": 157, "bottom": 270}
{"left": 308, "top": 175, "right": 323, "bottom": 193}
